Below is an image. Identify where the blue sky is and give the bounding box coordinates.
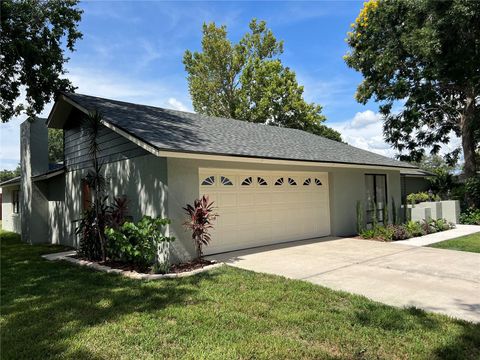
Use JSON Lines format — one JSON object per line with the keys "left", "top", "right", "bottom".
{"left": 0, "top": 0, "right": 460, "bottom": 170}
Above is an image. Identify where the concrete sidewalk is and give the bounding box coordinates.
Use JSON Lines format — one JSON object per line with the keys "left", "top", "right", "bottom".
{"left": 394, "top": 224, "right": 480, "bottom": 247}
{"left": 210, "top": 237, "right": 480, "bottom": 323}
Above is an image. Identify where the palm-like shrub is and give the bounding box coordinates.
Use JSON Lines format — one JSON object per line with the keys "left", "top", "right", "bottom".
{"left": 183, "top": 195, "right": 219, "bottom": 259}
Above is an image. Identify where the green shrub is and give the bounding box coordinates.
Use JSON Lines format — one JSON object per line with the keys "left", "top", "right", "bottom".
{"left": 405, "top": 220, "right": 425, "bottom": 237}
{"left": 377, "top": 225, "right": 395, "bottom": 241}
{"left": 105, "top": 216, "right": 174, "bottom": 268}
{"left": 431, "top": 218, "right": 454, "bottom": 232}
{"left": 359, "top": 225, "right": 394, "bottom": 241}
{"left": 359, "top": 228, "right": 376, "bottom": 239}
{"left": 459, "top": 207, "right": 480, "bottom": 225}
{"left": 464, "top": 178, "right": 480, "bottom": 208}
{"left": 406, "top": 192, "right": 440, "bottom": 204}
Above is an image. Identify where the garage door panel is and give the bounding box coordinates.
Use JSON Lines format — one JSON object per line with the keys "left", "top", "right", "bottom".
{"left": 200, "top": 169, "right": 330, "bottom": 255}
{"left": 217, "top": 193, "right": 237, "bottom": 207}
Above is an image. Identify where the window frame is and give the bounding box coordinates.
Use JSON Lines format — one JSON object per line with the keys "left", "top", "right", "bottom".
{"left": 12, "top": 190, "right": 20, "bottom": 214}
{"left": 365, "top": 174, "right": 387, "bottom": 224}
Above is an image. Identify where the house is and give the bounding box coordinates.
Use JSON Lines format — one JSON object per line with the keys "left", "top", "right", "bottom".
{"left": 1, "top": 92, "right": 418, "bottom": 261}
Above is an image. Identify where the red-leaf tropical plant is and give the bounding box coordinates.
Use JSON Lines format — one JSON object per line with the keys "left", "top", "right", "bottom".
{"left": 183, "top": 195, "right": 219, "bottom": 259}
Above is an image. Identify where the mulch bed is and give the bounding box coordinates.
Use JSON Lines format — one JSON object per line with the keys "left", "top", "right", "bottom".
{"left": 169, "top": 258, "right": 214, "bottom": 273}
{"left": 72, "top": 255, "right": 214, "bottom": 275}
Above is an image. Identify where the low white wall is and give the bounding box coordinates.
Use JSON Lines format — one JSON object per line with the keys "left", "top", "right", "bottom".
{"left": 409, "top": 200, "right": 460, "bottom": 224}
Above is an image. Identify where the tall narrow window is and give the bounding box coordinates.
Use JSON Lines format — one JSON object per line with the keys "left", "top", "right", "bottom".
{"left": 82, "top": 179, "right": 92, "bottom": 210}
{"left": 12, "top": 190, "right": 20, "bottom": 214}
{"left": 365, "top": 174, "right": 387, "bottom": 224}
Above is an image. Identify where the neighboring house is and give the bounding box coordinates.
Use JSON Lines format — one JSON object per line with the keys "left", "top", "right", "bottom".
{"left": 1, "top": 93, "right": 418, "bottom": 261}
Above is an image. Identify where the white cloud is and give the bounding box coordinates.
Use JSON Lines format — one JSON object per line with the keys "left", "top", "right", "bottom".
{"left": 348, "top": 110, "right": 381, "bottom": 129}
{"left": 333, "top": 110, "right": 463, "bottom": 161}
{"left": 167, "top": 98, "right": 189, "bottom": 112}
{"left": 332, "top": 110, "right": 395, "bottom": 157}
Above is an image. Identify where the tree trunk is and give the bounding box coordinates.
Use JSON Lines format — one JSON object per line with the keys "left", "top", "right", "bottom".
{"left": 461, "top": 95, "right": 477, "bottom": 180}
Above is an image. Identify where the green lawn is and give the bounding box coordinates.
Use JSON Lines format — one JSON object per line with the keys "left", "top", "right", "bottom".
{"left": 429, "top": 232, "right": 480, "bottom": 253}
{"left": 1, "top": 230, "right": 479, "bottom": 360}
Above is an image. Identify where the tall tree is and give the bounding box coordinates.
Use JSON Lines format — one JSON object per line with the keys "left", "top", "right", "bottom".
{"left": 1, "top": 0, "right": 83, "bottom": 122}
{"left": 345, "top": 0, "right": 479, "bottom": 178}
{"left": 184, "top": 19, "right": 342, "bottom": 142}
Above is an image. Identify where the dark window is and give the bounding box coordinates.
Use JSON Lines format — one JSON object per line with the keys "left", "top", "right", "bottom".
{"left": 288, "top": 178, "right": 297, "bottom": 185}
{"left": 315, "top": 178, "right": 322, "bottom": 186}
{"left": 303, "top": 178, "right": 311, "bottom": 185}
{"left": 81, "top": 180, "right": 92, "bottom": 210}
{"left": 12, "top": 190, "right": 20, "bottom": 214}
{"left": 365, "top": 174, "right": 387, "bottom": 223}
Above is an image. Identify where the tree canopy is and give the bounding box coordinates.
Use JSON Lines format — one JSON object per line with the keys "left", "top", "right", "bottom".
{"left": 345, "top": 0, "right": 479, "bottom": 178}
{"left": 0, "top": 0, "right": 83, "bottom": 122}
{"left": 184, "top": 19, "right": 342, "bottom": 142}
{"left": 0, "top": 166, "right": 20, "bottom": 183}
{"left": 48, "top": 129, "right": 64, "bottom": 164}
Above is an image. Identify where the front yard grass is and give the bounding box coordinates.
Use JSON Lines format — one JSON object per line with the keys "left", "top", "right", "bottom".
{"left": 1, "top": 229, "right": 479, "bottom": 359}
{"left": 429, "top": 232, "right": 480, "bottom": 253}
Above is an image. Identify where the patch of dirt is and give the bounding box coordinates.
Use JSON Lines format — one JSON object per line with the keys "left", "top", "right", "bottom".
{"left": 169, "top": 258, "right": 214, "bottom": 273}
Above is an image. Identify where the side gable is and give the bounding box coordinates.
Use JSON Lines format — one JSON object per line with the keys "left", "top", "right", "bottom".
{"left": 63, "top": 107, "right": 148, "bottom": 171}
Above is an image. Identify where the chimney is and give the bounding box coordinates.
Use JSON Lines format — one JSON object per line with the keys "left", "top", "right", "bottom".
{"left": 20, "top": 118, "right": 49, "bottom": 244}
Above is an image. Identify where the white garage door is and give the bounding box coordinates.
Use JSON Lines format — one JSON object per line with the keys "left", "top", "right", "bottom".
{"left": 199, "top": 169, "right": 330, "bottom": 255}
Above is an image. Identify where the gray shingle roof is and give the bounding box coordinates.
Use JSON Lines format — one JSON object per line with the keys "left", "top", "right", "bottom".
{"left": 0, "top": 176, "right": 20, "bottom": 187}
{"left": 64, "top": 92, "right": 416, "bottom": 169}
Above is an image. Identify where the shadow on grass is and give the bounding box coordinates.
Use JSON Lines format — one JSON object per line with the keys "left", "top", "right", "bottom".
{"left": 354, "top": 297, "right": 480, "bottom": 359}
{"left": 0, "top": 232, "right": 218, "bottom": 359}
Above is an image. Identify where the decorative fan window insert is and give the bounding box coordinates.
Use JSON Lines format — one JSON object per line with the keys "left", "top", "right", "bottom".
{"left": 315, "top": 178, "right": 322, "bottom": 186}
{"left": 303, "top": 178, "right": 311, "bottom": 185}
{"left": 274, "top": 177, "right": 284, "bottom": 186}
{"left": 288, "top": 178, "right": 297, "bottom": 185}
{"left": 257, "top": 177, "right": 268, "bottom": 186}
{"left": 241, "top": 177, "right": 253, "bottom": 186}
{"left": 201, "top": 176, "right": 215, "bottom": 186}
{"left": 221, "top": 176, "right": 233, "bottom": 186}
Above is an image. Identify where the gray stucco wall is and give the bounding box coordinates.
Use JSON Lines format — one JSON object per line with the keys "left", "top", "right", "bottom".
{"left": 20, "top": 119, "right": 49, "bottom": 244}
{"left": 166, "top": 157, "right": 402, "bottom": 260}
{"left": 62, "top": 154, "right": 167, "bottom": 247}
{"left": 402, "top": 176, "right": 430, "bottom": 196}
{"left": 1, "top": 186, "right": 21, "bottom": 234}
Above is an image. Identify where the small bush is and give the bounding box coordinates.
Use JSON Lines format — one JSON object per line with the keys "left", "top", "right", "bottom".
{"left": 460, "top": 207, "right": 480, "bottom": 225}
{"left": 390, "top": 224, "right": 410, "bottom": 240}
{"left": 376, "top": 225, "right": 395, "bottom": 241}
{"left": 359, "top": 228, "right": 376, "bottom": 239}
{"left": 359, "top": 225, "right": 394, "bottom": 241}
{"left": 431, "top": 218, "right": 454, "bottom": 232}
{"left": 405, "top": 220, "right": 425, "bottom": 237}
{"left": 105, "top": 216, "right": 174, "bottom": 268}
{"left": 406, "top": 192, "right": 440, "bottom": 205}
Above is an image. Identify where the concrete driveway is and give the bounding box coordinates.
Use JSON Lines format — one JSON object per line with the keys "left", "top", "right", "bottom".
{"left": 210, "top": 237, "right": 480, "bottom": 323}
